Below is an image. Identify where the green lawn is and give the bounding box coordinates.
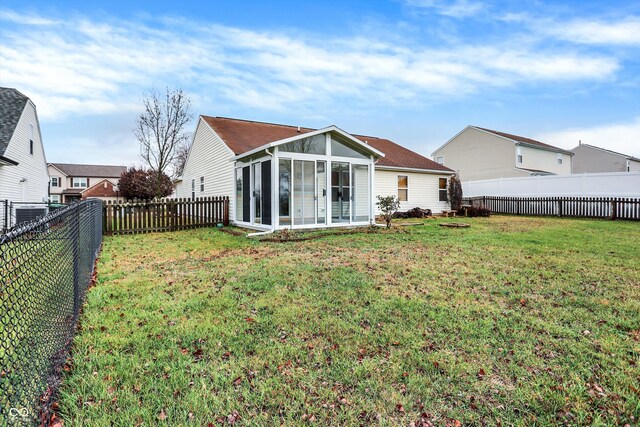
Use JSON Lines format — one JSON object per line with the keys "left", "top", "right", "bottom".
{"left": 58, "top": 217, "right": 640, "bottom": 426}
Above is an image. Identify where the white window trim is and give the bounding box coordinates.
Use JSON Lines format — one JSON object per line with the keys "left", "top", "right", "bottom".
{"left": 436, "top": 156, "right": 444, "bottom": 165}
{"left": 50, "top": 176, "right": 60, "bottom": 187}
{"left": 72, "top": 177, "right": 88, "bottom": 188}
{"left": 516, "top": 147, "right": 523, "bottom": 164}
{"left": 438, "top": 177, "right": 448, "bottom": 202}
{"left": 397, "top": 174, "right": 408, "bottom": 202}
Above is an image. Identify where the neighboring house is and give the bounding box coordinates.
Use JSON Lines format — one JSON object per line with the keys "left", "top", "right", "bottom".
{"left": 48, "top": 163, "right": 127, "bottom": 203}
{"left": 175, "top": 116, "right": 453, "bottom": 230}
{"left": 0, "top": 88, "right": 50, "bottom": 205}
{"left": 432, "top": 126, "right": 573, "bottom": 182}
{"left": 571, "top": 143, "right": 640, "bottom": 173}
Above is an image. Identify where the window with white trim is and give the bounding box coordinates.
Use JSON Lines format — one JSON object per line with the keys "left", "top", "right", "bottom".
{"left": 50, "top": 176, "right": 60, "bottom": 187}
{"left": 516, "top": 147, "right": 523, "bottom": 164}
{"left": 50, "top": 194, "right": 60, "bottom": 203}
{"left": 557, "top": 153, "right": 563, "bottom": 165}
{"left": 627, "top": 160, "right": 630, "bottom": 172}
{"left": 436, "top": 156, "right": 444, "bottom": 165}
{"left": 191, "top": 178, "right": 195, "bottom": 200}
{"left": 439, "top": 178, "right": 448, "bottom": 202}
{"left": 398, "top": 175, "right": 408, "bottom": 201}
{"left": 200, "top": 176, "right": 205, "bottom": 192}
{"left": 72, "top": 177, "right": 88, "bottom": 188}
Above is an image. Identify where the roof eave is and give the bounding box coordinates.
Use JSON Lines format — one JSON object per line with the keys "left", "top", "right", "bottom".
{"left": 375, "top": 165, "right": 455, "bottom": 174}
{"left": 515, "top": 141, "right": 574, "bottom": 156}
{"left": 0, "top": 155, "right": 19, "bottom": 166}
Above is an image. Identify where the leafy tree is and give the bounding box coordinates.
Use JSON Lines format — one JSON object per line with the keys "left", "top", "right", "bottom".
{"left": 376, "top": 195, "right": 401, "bottom": 229}
{"left": 118, "top": 167, "right": 173, "bottom": 200}
{"left": 133, "top": 88, "right": 193, "bottom": 190}
{"left": 448, "top": 174, "right": 463, "bottom": 211}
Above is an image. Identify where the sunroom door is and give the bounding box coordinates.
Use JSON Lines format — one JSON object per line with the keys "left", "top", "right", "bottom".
{"left": 331, "top": 162, "right": 350, "bottom": 223}
{"left": 293, "top": 160, "right": 316, "bottom": 225}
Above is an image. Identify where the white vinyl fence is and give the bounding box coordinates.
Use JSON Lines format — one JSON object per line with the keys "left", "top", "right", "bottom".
{"left": 462, "top": 172, "right": 640, "bottom": 198}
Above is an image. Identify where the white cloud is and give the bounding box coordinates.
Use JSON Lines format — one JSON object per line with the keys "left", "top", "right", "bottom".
{"left": 549, "top": 18, "right": 640, "bottom": 46}
{"left": 405, "top": 0, "right": 484, "bottom": 18}
{"left": 0, "top": 9, "right": 59, "bottom": 25}
{"left": 0, "top": 10, "right": 621, "bottom": 122}
{"left": 502, "top": 13, "right": 640, "bottom": 46}
{"left": 536, "top": 117, "right": 640, "bottom": 158}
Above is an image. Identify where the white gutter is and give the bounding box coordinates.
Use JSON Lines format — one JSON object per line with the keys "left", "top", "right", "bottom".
{"left": 375, "top": 165, "right": 455, "bottom": 174}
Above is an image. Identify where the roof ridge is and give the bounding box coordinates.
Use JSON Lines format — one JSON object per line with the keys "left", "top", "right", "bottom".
{"left": 206, "top": 115, "right": 317, "bottom": 131}
{"left": 50, "top": 162, "right": 127, "bottom": 167}
{"left": 574, "top": 143, "right": 639, "bottom": 160}
{"left": 472, "top": 125, "right": 568, "bottom": 152}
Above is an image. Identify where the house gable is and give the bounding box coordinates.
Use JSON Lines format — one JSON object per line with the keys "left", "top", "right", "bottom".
{"left": 0, "top": 91, "right": 49, "bottom": 203}
{"left": 177, "top": 117, "right": 236, "bottom": 216}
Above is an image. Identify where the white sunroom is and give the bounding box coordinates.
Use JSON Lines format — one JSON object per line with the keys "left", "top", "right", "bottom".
{"left": 233, "top": 126, "right": 384, "bottom": 230}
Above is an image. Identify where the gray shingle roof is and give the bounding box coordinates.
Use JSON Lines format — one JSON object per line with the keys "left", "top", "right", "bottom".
{"left": 50, "top": 163, "right": 127, "bottom": 178}
{"left": 0, "top": 87, "right": 29, "bottom": 156}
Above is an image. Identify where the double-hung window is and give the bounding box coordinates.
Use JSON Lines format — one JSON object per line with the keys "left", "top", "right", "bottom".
{"left": 516, "top": 147, "right": 523, "bottom": 164}
{"left": 200, "top": 176, "right": 205, "bottom": 192}
{"left": 50, "top": 176, "right": 60, "bottom": 187}
{"left": 439, "top": 178, "right": 448, "bottom": 202}
{"left": 72, "top": 178, "right": 88, "bottom": 188}
{"left": 398, "top": 175, "right": 408, "bottom": 201}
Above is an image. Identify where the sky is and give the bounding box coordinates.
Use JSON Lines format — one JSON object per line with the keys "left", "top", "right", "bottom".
{"left": 1, "top": 0, "right": 639, "bottom": 167}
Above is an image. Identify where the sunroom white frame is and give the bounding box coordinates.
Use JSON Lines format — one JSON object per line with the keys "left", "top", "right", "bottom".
{"left": 232, "top": 126, "right": 383, "bottom": 231}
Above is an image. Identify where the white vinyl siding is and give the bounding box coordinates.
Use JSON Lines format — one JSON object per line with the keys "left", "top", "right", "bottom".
{"left": 0, "top": 100, "right": 49, "bottom": 204}
{"left": 519, "top": 145, "right": 571, "bottom": 175}
{"left": 374, "top": 169, "right": 450, "bottom": 214}
{"left": 176, "top": 117, "right": 236, "bottom": 219}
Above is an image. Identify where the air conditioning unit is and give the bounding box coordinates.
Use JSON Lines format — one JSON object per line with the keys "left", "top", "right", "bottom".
{"left": 15, "top": 207, "right": 48, "bottom": 225}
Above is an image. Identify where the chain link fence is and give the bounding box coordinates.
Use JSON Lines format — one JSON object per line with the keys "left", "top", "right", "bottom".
{"left": 0, "top": 199, "right": 102, "bottom": 426}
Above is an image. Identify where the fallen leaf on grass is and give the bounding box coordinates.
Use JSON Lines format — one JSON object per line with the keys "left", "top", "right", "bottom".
{"left": 477, "top": 368, "right": 486, "bottom": 379}
{"left": 158, "top": 409, "right": 167, "bottom": 421}
{"left": 233, "top": 376, "right": 243, "bottom": 386}
{"left": 227, "top": 410, "right": 241, "bottom": 425}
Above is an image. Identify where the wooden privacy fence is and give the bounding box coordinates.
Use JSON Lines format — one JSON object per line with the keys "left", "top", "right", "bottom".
{"left": 103, "top": 197, "right": 229, "bottom": 235}
{"left": 464, "top": 196, "right": 640, "bottom": 220}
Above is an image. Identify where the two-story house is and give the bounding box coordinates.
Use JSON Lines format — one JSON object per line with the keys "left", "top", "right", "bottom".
{"left": 571, "top": 143, "right": 640, "bottom": 173}
{"left": 48, "top": 163, "right": 127, "bottom": 203}
{"left": 432, "top": 126, "right": 573, "bottom": 182}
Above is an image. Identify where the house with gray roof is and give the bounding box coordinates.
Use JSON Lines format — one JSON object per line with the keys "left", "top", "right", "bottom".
{"left": 0, "top": 87, "right": 50, "bottom": 208}
{"left": 48, "top": 163, "right": 127, "bottom": 203}
{"left": 432, "top": 125, "right": 573, "bottom": 182}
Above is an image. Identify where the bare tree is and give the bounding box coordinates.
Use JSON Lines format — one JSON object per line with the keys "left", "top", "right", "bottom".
{"left": 173, "top": 132, "right": 193, "bottom": 178}
{"left": 134, "top": 88, "right": 193, "bottom": 195}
